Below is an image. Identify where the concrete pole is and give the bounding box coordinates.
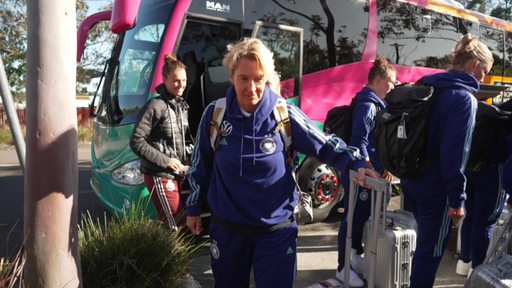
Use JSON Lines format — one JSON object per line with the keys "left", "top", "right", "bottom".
{"left": 24, "top": 0, "right": 82, "bottom": 287}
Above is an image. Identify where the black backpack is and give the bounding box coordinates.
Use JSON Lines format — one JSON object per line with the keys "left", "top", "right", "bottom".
{"left": 466, "top": 101, "right": 511, "bottom": 172}
{"left": 324, "top": 97, "right": 364, "bottom": 142}
{"left": 374, "top": 84, "right": 438, "bottom": 179}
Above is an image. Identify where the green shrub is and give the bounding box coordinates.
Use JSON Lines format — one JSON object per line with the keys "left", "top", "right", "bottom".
{"left": 79, "top": 203, "right": 200, "bottom": 288}
{"left": 0, "top": 125, "right": 92, "bottom": 145}
{"left": 78, "top": 125, "right": 93, "bottom": 143}
{"left": 0, "top": 128, "right": 15, "bottom": 145}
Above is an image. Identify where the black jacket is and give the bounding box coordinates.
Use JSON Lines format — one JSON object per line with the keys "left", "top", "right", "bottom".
{"left": 130, "top": 84, "right": 194, "bottom": 180}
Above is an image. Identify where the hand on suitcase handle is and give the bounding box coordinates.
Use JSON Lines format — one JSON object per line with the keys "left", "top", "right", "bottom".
{"left": 353, "top": 167, "right": 381, "bottom": 188}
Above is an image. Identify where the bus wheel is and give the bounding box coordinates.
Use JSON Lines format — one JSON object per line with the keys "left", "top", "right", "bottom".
{"left": 296, "top": 156, "right": 343, "bottom": 223}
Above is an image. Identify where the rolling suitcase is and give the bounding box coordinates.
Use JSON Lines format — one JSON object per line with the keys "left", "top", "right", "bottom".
{"left": 465, "top": 254, "right": 512, "bottom": 288}
{"left": 465, "top": 207, "right": 512, "bottom": 287}
{"left": 345, "top": 170, "right": 388, "bottom": 288}
{"left": 345, "top": 170, "right": 416, "bottom": 288}
{"left": 363, "top": 198, "right": 417, "bottom": 288}
{"left": 485, "top": 207, "right": 512, "bottom": 262}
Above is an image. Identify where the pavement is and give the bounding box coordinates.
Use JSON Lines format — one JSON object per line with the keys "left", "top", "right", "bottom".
{"left": 0, "top": 143, "right": 469, "bottom": 288}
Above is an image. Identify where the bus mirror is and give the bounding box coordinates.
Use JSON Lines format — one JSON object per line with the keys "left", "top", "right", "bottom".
{"left": 77, "top": 11, "right": 112, "bottom": 62}
{"left": 111, "top": 0, "right": 141, "bottom": 34}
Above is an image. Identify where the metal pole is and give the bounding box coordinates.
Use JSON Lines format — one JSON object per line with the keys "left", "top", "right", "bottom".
{"left": 0, "top": 55, "right": 26, "bottom": 171}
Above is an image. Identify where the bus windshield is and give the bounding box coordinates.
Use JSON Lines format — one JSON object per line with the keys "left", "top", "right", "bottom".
{"left": 95, "top": 0, "right": 176, "bottom": 125}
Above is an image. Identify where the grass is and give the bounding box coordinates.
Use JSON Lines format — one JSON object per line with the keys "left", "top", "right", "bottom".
{"left": 0, "top": 125, "right": 93, "bottom": 145}
{"left": 0, "top": 250, "right": 25, "bottom": 288}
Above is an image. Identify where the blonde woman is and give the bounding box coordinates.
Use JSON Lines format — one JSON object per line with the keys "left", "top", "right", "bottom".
{"left": 185, "top": 38, "right": 377, "bottom": 287}
{"left": 400, "top": 34, "right": 493, "bottom": 288}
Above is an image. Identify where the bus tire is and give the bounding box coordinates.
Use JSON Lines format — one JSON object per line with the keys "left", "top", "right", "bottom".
{"left": 296, "top": 156, "right": 343, "bottom": 223}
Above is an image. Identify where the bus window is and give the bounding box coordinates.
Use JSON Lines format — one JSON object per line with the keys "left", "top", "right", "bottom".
{"left": 98, "top": 0, "right": 173, "bottom": 125}
{"left": 252, "top": 21, "right": 303, "bottom": 100}
{"left": 377, "top": 0, "right": 477, "bottom": 70}
{"left": 480, "top": 25, "right": 505, "bottom": 79}
{"left": 245, "top": 0, "right": 367, "bottom": 74}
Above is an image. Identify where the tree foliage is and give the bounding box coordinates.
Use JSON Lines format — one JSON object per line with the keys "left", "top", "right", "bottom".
{"left": 0, "top": 0, "right": 114, "bottom": 100}
{"left": 77, "top": 1, "right": 115, "bottom": 95}
{"left": 0, "top": 0, "right": 27, "bottom": 101}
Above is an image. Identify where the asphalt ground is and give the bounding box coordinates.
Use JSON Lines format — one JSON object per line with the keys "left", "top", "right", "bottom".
{"left": 0, "top": 143, "right": 468, "bottom": 287}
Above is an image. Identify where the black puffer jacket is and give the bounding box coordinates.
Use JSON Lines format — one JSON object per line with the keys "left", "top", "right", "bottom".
{"left": 130, "top": 84, "right": 194, "bottom": 180}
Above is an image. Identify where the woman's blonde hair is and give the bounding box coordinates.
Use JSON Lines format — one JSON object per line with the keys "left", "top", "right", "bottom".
{"left": 368, "top": 57, "right": 396, "bottom": 83}
{"left": 223, "top": 38, "right": 276, "bottom": 80}
{"left": 452, "top": 34, "right": 494, "bottom": 68}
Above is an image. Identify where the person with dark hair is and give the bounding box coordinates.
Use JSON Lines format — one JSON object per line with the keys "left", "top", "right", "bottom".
{"left": 400, "top": 34, "right": 493, "bottom": 288}
{"left": 336, "top": 57, "right": 397, "bottom": 287}
{"left": 185, "top": 38, "right": 378, "bottom": 288}
{"left": 130, "top": 54, "right": 194, "bottom": 230}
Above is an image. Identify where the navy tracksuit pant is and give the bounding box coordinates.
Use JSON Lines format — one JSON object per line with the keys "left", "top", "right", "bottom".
{"left": 208, "top": 220, "right": 298, "bottom": 288}
{"left": 401, "top": 179, "right": 453, "bottom": 288}
{"left": 337, "top": 185, "right": 373, "bottom": 271}
{"left": 460, "top": 165, "right": 506, "bottom": 267}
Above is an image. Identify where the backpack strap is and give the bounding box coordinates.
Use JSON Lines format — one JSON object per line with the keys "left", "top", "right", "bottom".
{"left": 210, "top": 98, "right": 227, "bottom": 151}
{"left": 273, "top": 98, "right": 294, "bottom": 168}
{"left": 210, "top": 97, "right": 294, "bottom": 168}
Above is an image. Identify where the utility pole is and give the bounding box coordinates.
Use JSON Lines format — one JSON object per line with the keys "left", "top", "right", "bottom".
{"left": 24, "top": 0, "right": 82, "bottom": 286}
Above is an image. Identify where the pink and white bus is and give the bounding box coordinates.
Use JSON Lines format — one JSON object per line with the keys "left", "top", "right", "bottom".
{"left": 78, "top": 0, "right": 512, "bottom": 222}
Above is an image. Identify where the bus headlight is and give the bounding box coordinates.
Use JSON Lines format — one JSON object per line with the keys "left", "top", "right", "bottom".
{"left": 112, "top": 160, "right": 144, "bottom": 185}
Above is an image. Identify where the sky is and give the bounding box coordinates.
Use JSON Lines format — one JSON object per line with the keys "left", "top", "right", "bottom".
{"left": 86, "top": 0, "right": 111, "bottom": 16}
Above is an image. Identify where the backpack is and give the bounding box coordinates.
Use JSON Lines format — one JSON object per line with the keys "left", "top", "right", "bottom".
{"left": 466, "top": 101, "right": 511, "bottom": 172}
{"left": 374, "top": 84, "right": 438, "bottom": 179}
{"left": 209, "top": 97, "right": 292, "bottom": 160}
{"left": 323, "top": 97, "right": 358, "bottom": 142}
{"left": 209, "top": 97, "right": 314, "bottom": 224}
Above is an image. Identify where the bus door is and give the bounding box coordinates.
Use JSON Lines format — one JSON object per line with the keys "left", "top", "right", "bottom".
{"left": 176, "top": 18, "right": 241, "bottom": 135}
{"left": 251, "top": 21, "right": 304, "bottom": 106}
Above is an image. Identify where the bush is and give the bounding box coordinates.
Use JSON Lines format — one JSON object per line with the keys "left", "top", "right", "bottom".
{"left": 79, "top": 203, "right": 200, "bottom": 288}
{"left": 0, "top": 128, "right": 15, "bottom": 145}
{"left": 0, "top": 125, "right": 92, "bottom": 145}
{"left": 0, "top": 248, "right": 25, "bottom": 288}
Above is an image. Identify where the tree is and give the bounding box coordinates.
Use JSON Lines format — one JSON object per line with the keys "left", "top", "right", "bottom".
{"left": 0, "top": 0, "right": 112, "bottom": 101}
{"left": 76, "top": 1, "right": 115, "bottom": 95}
{"left": 0, "top": 0, "right": 27, "bottom": 102}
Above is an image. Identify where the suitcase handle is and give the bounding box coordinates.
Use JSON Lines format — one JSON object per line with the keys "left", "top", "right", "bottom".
{"left": 345, "top": 170, "right": 389, "bottom": 288}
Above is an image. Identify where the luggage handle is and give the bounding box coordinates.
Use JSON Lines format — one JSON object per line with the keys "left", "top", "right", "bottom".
{"left": 345, "top": 170, "right": 389, "bottom": 288}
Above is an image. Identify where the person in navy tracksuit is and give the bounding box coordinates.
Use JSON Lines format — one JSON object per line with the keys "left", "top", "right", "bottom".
{"left": 501, "top": 108, "right": 512, "bottom": 210}
{"left": 456, "top": 99, "right": 510, "bottom": 277}
{"left": 503, "top": 153, "right": 512, "bottom": 209}
{"left": 184, "top": 38, "right": 377, "bottom": 288}
{"left": 336, "top": 57, "right": 397, "bottom": 287}
{"left": 400, "top": 34, "right": 493, "bottom": 288}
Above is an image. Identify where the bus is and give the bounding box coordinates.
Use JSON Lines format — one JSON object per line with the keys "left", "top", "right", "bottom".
{"left": 78, "top": 0, "right": 512, "bottom": 223}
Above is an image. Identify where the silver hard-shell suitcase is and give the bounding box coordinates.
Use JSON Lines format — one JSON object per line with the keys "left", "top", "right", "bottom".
{"left": 346, "top": 170, "right": 412, "bottom": 288}
{"left": 465, "top": 254, "right": 512, "bottom": 288}
{"left": 363, "top": 203, "right": 417, "bottom": 288}
{"left": 485, "top": 208, "right": 512, "bottom": 262}
{"left": 465, "top": 206, "right": 512, "bottom": 288}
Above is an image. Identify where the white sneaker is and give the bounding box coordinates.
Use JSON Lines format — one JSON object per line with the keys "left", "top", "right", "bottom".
{"left": 455, "top": 260, "right": 472, "bottom": 276}
{"left": 350, "top": 249, "right": 367, "bottom": 277}
{"left": 336, "top": 267, "right": 364, "bottom": 287}
{"left": 467, "top": 267, "right": 473, "bottom": 279}
{"left": 181, "top": 273, "right": 201, "bottom": 288}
